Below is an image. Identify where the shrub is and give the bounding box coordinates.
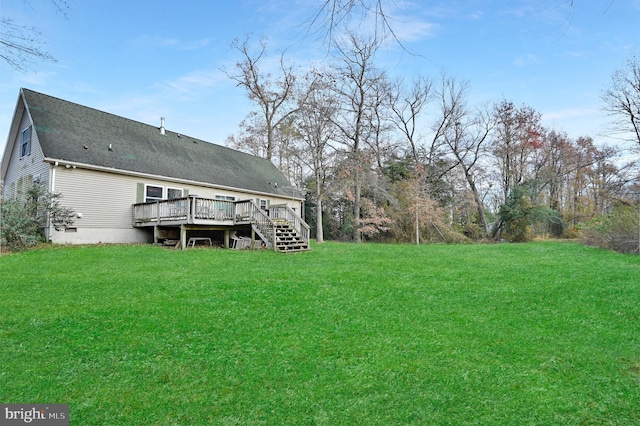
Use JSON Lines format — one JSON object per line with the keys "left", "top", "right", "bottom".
{"left": 495, "top": 186, "right": 533, "bottom": 242}
{"left": 0, "top": 183, "right": 75, "bottom": 252}
{"left": 495, "top": 184, "right": 566, "bottom": 242}
{"left": 581, "top": 202, "right": 640, "bottom": 254}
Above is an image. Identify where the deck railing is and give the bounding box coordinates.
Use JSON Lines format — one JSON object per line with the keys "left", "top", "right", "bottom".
{"left": 133, "top": 196, "right": 310, "bottom": 250}
{"left": 234, "top": 200, "right": 276, "bottom": 249}
{"left": 270, "top": 204, "right": 310, "bottom": 242}
{"left": 133, "top": 196, "right": 236, "bottom": 224}
{"left": 193, "top": 198, "right": 235, "bottom": 221}
{"left": 133, "top": 202, "right": 159, "bottom": 223}
{"left": 160, "top": 197, "right": 188, "bottom": 221}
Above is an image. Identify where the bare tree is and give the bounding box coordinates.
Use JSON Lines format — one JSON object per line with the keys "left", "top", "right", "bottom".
{"left": 603, "top": 54, "right": 640, "bottom": 149}
{"left": 490, "top": 99, "right": 544, "bottom": 202}
{"left": 539, "top": 130, "right": 575, "bottom": 212}
{"left": 1, "top": 0, "right": 70, "bottom": 71}
{"left": 437, "top": 78, "right": 494, "bottom": 236}
{"left": 293, "top": 70, "right": 339, "bottom": 243}
{"left": 225, "top": 111, "right": 268, "bottom": 158}
{"left": 388, "top": 76, "right": 434, "bottom": 163}
{"left": 365, "top": 76, "right": 393, "bottom": 170}
{"left": 330, "top": 33, "right": 386, "bottom": 242}
{"left": 224, "top": 37, "right": 297, "bottom": 162}
{"left": 388, "top": 76, "right": 434, "bottom": 243}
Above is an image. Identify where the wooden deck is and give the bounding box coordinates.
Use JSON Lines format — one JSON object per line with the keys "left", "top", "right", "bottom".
{"left": 133, "top": 196, "right": 310, "bottom": 251}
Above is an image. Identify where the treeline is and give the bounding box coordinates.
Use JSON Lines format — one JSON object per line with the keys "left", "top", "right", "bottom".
{"left": 225, "top": 36, "right": 640, "bottom": 250}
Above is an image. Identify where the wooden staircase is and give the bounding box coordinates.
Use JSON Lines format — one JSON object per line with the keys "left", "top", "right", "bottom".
{"left": 270, "top": 218, "right": 310, "bottom": 252}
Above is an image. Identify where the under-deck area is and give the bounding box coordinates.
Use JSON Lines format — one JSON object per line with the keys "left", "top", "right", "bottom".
{"left": 133, "top": 196, "right": 310, "bottom": 252}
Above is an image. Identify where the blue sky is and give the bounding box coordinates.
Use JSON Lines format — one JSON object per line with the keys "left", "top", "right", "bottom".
{"left": 2, "top": 0, "right": 639, "bottom": 156}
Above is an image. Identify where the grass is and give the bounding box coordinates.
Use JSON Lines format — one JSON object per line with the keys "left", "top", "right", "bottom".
{"left": 1, "top": 241, "right": 639, "bottom": 425}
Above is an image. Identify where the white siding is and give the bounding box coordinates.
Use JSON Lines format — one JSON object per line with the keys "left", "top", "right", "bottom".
{"left": 55, "top": 168, "right": 139, "bottom": 229}
{"left": 2, "top": 110, "right": 50, "bottom": 198}
{"left": 51, "top": 167, "right": 300, "bottom": 244}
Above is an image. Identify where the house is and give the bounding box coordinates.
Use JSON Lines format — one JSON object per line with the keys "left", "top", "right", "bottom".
{"left": 1, "top": 88, "right": 309, "bottom": 251}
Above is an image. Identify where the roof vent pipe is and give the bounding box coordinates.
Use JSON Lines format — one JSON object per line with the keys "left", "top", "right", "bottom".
{"left": 160, "top": 117, "right": 166, "bottom": 135}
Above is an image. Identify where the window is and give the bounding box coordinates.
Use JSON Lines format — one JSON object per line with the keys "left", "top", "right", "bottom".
{"left": 145, "top": 185, "right": 164, "bottom": 202}
{"left": 259, "top": 199, "right": 268, "bottom": 210}
{"left": 215, "top": 195, "right": 236, "bottom": 217}
{"left": 167, "top": 187, "right": 183, "bottom": 199}
{"left": 21, "top": 126, "right": 32, "bottom": 157}
{"left": 144, "top": 185, "right": 184, "bottom": 202}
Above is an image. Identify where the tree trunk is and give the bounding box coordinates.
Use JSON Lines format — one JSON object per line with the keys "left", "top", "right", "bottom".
{"left": 468, "top": 176, "right": 490, "bottom": 237}
{"left": 315, "top": 183, "right": 324, "bottom": 244}
{"left": 354, "top": 168, "right": 362, "bottom": 242}
{"left": 415, "top": 194, "right": 420, "bottom": 245}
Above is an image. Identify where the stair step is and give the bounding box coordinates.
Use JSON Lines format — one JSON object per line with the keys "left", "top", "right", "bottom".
{"left": 277, "top": 246, "right": 309, "bottom": 252}
{"left": 251, "top": 217, "right": 310, "bottom": 252}
{"left": 276, "top": 241, "right": 308, "bottom": 246}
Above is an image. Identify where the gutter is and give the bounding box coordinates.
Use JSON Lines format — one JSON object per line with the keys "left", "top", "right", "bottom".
{"left": 43, "top": 157, "right": 304, "bottom": 201}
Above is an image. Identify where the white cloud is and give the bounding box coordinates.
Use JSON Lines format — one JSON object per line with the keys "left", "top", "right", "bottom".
{"left": 541, "top": 107, "right": 607, "bottom": 139}
{"left": 161, "top": 69, "right": 228, "bottom": 98}
{"left": 132, "top": 35, "right": 213, "bottom": 51}
{"left": 16, "top": 71, "right": 55, "bottom": 87}
{"left": 464, "top": 11, "right": 483, "bottom": 20}
{"left": 392, "top": 18, "right": 439, "bottom": 43}
{"left": 543, "top": 107, "right": 599, "bottom": 121}
{"left": 133, "top": 35, "right": 180, "bottom": 47}
{"left": 184, "top": 38, "right": 214, "bottom": 50}
{"left": 513, "top": 53, "right": 541, "bottom": 67}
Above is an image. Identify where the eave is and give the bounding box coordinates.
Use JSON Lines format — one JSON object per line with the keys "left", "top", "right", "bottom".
{"left": 44, "top": 157, "right": 304, "bottom": 201}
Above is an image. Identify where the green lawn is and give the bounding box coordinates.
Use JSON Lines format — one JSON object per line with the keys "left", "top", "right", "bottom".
{"left": 1, "top": 241, "right": 639, "bottom": 425}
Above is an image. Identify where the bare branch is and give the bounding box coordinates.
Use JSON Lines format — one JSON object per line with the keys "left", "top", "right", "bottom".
{"left": 0, "top": 18, "right": 56, "bottom": 71}
{"left": 1, "top": 1, "right": 70, "bottom": 71}
{"left": 224, "top": 36, "right": 298, "bottom": 162}
{"left": 603, "top": 54, "right": 640, "bottom": 149}
{"left": 307, "top": 0, "right": 412, "bottom": 52}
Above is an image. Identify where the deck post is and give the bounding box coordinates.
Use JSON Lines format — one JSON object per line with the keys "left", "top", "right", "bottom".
{"left": 251, "top": 227, "right": 256, "bottom": 250}
{"left": 272, "top": 226, "right": 277, "bottom": 252}
{"left": 180, "top": 225, "right": 187, "bottom": 250}
{"left": 224, "top": 230, "right": 230, "bottom": 249}
{"left": 188, "top": 195, "right": 197, "bottom": 224}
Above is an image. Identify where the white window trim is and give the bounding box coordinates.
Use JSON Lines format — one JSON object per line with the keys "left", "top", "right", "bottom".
{"left": 166, "top": 186, "right": 184, "bottom": 199}
{"left": 144, "top": 184, "right": 184, "bottom": 203}
{"left": 21, "top": 126, "right": 32, "bottom": 157}
{"left": 144, "top": 184, "right": 164, "bottom": 203}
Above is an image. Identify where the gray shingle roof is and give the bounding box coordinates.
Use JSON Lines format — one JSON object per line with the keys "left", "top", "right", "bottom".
{"left": 22, "top": 88, "right": 300, "bottom": 198}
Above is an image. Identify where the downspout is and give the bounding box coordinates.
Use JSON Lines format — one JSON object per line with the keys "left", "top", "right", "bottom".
{"left": 48, "top": 162, "right": 58, "bottom": 241}
{"left": 0, "top": 178, "right": 3, "bottom": 254}
{"left": 51, "top": 162, "right": 57, "bottom": 192}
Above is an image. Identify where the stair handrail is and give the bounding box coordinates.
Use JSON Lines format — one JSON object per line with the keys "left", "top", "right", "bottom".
{"left": 233, "top": 200, "right": 277, "bottom": 249}
{"left": 269, "top": 204, "right": 310, "bottom": 243}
